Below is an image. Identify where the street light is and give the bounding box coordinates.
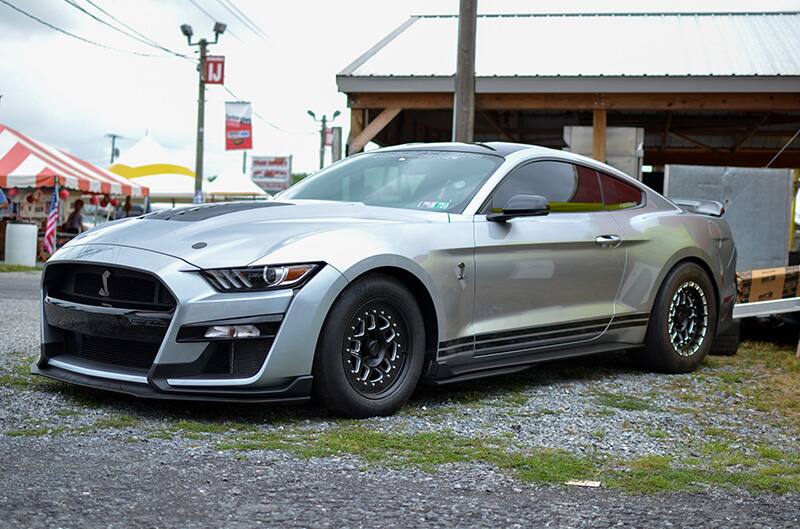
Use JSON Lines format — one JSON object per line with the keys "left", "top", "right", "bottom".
{"left": 180, "top": 22, "right": 226, "bottom": 203}
{"left": 307, "top": 110, "right": 341, "bottom": 169}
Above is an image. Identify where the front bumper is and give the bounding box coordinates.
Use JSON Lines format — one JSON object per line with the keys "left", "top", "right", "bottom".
{"left": 37, "top": 243, "right": 348, "bottom": 401}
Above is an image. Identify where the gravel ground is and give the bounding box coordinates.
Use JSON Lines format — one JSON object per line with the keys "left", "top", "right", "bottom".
{"left": 2, "top": 271, "right": 799, "bottom": 528}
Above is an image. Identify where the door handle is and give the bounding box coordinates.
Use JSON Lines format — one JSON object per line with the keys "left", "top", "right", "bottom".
{"left": 595, "top": 234, "right": 622, "bottom": 248}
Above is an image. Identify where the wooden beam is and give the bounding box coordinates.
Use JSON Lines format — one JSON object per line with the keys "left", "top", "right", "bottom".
{"left": 479, "top": 111, "right": 515, "bottom": 141}
{"left": 592, "top": 109, "right": 607, "bottom": 162}
{"left": 348, "top": 108, "right": 401, "bottom": 154}
{"left": 645, "top": 148, "right": 800, "bottom": 168}
{"left": 732, "top": 113, "right": 771, "bottom": 153}
{"left": 660, "top": 112, "right": 672, "bottom": 152}
{"left": 668, "top": 131, "right": 723, "bottom": 153}
{"left": 349, "top": 92, "right": 800, "bottom": 111}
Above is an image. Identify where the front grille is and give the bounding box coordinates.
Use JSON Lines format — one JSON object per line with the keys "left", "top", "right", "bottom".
{"left": 45, "top": 264, "right": 176, "bottom": 310}
{"left": 65, "top": 332, "right": 159, "bottom": 371}
{"left": 200, "top": 340, "right": 271, "bottom": 378}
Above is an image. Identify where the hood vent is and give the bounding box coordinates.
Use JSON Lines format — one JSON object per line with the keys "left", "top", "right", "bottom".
{"left": 142, "top": 202, "right": 290, "bottom": 222}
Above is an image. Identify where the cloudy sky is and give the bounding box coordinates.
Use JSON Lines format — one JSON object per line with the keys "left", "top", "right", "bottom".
{"left": 1, "top": 0, "right": 797, "bottom": 175}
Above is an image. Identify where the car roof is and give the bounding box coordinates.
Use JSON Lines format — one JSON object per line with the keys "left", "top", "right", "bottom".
{"left": 378, "top": 141, "right": 554, "bottom": 158}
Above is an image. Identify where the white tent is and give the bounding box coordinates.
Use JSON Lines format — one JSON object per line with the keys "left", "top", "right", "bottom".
{"left": 109, "top": 136, "right": 195, "bottom": 201}
{"left": 204, "top": 163, "right": 268, "bottom": 200}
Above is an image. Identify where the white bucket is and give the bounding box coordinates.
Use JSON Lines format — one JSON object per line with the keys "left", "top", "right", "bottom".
{"left": 4, "top": 222, "right": 38, "bottom": 266}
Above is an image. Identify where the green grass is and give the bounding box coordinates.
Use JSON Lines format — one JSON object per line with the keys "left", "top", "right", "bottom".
{"left": 0, "top": 264, "right": 40, "bottom": 273}
{"left": 594, "top": 391, "right": 655, "bottom": 412}
{"left": 218, "top": 427, "right": 599, "bottom": 484}
{"left": 5, "top": 426, "right": 65, "bottom": 437}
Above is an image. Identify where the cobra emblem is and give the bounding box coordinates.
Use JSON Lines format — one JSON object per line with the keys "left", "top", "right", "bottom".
{"left": 98, "top": 270, "right": 111, "bottom": 297}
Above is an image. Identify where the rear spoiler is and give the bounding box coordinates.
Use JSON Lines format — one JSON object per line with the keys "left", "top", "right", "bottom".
{"left": 671, "top": 198, "right": 725, "bottom": 217}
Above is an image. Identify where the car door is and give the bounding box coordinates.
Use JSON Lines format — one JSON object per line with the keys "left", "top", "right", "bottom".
{"left": 472, "top": 160, "right": 626, "bottom": 357}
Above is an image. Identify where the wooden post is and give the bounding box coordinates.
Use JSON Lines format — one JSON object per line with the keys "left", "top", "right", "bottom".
{"left": 452, "top": 0, "right": 477, "bottom": 142}
{"left": 592, "top": 109, "right": 607, "bottom": 162}
{"left": 346, "top": 108, "right": 365, "bottom": 156}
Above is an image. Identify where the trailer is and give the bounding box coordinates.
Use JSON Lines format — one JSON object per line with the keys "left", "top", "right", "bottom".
{"left": 666, "top": 165, "right": 800, "bottom": 356}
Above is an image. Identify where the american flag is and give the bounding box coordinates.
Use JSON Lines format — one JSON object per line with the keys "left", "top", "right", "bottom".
{"left": 44, "top": 180, "right": 59, "bottom": 254}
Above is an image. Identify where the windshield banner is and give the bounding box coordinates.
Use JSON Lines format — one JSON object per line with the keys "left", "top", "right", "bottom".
{"left": 225, "top": 101, "right": 252, "bottom": 151}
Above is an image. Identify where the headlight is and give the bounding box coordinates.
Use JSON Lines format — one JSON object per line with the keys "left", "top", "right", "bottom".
{"left": 200, "top": 263, "right": 320, "bottom": 292}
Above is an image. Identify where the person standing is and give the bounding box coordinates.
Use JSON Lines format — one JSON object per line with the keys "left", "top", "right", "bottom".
{"left": 63, "top": 199, "right": 84, "bottom": 234}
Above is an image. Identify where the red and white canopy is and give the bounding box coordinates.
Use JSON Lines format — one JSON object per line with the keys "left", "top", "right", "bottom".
{"left": 0, "top": 123, "right": 149, "bottom": 197}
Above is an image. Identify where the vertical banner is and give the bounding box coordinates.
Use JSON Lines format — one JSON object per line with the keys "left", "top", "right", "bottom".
{"left": 251, "top": 155, "right": 292, "bottom": 192}
{"left": 225, "top": 101, "right": 253, "bottom": 150}
{"left": 205, "top": 55, "right": 225, "bottom": 84}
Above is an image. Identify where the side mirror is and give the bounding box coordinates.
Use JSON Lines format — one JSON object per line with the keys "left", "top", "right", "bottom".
{"left": 486, "top": 194, "right": 550, "bottom": 222}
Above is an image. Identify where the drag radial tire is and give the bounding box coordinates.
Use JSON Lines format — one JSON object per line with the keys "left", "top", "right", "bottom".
{"left": 709, "top": 319, "right": 741, "bottom": 356}
{"left": 641, "top": 262, "right": 718, "bottom": 373}
{"left": 312, "top": 273, "right": 425, "bottom": 418}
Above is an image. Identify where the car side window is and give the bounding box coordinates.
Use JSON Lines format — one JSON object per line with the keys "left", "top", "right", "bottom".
{"left": 484, "top": 161, "right": 604, "bottom": 214}
{"left": 598, "top": 172, "right": 643, "bottom": 210}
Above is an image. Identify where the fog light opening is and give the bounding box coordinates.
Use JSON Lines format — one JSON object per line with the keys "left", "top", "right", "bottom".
{"left": 204, "top": 324, "right": 261, "bottom": 339}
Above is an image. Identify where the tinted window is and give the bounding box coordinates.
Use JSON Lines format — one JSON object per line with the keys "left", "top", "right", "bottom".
{"left": 599, "top": 172, "right": 643, "bottom": 209}
{"left": 281, "top": 151, "right": 503, "bottom": 213}
{"left": 486, "top": 161, "right": 604, "bottom": 213}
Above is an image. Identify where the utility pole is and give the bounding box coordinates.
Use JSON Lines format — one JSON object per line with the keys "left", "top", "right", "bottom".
{"left": 195, "top": 38, "right": 207, "bottom": 201}
{"left": 452, "top": 0, "right": 477, "bottom": 143}
{"left": 106, "top": 133, "right": 121, "bottom": 164}
{"left": 319, "top": 114, "right": 327, "bottom": 170}
{"left": 307, "top": 110, "right": 341, "bottom": 170}
{"left": 180, "top": 22, "right": 227, "bottom": 203}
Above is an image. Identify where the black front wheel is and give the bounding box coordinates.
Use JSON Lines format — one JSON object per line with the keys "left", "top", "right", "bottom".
{"left": 312, "top": 274, "right": 425, "bottom": 418}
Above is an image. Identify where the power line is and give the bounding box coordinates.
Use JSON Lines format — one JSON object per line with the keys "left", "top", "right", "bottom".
{"left": 213, "top": 0, "right": 267, "bottom": 41}
{"left": 0, "top": 0, "right": 163, "bottom": 57}
{"left": 187, "top": 0, "right": 243, "bottom": 41}
{"left": 221, "top": 0, "right": 269, "bottom": 40}
{"left": 62, "top": 0, "right": 190, "bottom": 59}
{"left": 221, "top": 85, "right": 316, "bottom": 136}
{"left": 83, "top": 0, "right": 192, "bottom": 59}
{"left": 764, "top": 127, "right": 800, "bottom": 168}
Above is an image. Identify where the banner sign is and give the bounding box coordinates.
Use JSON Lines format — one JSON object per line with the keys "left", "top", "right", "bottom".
{"left": 225, "top": 101, "right": 252, "bottom": 150}
{"left": 205, "top": 55, "right": 225, "bottom": 84}
{"left": 251, "top": 155, "right": 292, "bottom": 192}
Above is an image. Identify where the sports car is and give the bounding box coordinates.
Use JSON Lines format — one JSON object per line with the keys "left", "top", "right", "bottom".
{"left": 35, "top": 142, "right": 737, "bottom": 418}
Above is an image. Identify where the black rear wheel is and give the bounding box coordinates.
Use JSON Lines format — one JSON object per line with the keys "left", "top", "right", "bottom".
{"left": 639, "top": 262, "right": 717, "bottom": 373}
{"left": 313, "top": 273, "right": 425, "bottom": 418}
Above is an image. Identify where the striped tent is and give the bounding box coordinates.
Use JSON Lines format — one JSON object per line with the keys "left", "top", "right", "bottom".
{"left": 0, "top": 123, "right": 149, "bottom": 197}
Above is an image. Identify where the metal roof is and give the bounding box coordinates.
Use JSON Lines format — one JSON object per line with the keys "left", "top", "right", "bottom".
{"left": 338, "top": 12, "right": 800, "bottom": 93}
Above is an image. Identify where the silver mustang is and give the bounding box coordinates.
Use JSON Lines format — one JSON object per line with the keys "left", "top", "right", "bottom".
{"left": 36, "top": 143, "right": 737, "bottom": 417}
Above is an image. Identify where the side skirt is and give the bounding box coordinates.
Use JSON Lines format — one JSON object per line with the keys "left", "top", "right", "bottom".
{"left": 428, "top": 313, "right": 650, "bottom": 383}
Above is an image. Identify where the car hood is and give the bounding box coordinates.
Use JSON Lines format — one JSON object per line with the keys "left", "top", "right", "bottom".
{"left": 65, "top": 200, "right": 448, "bottom": 269}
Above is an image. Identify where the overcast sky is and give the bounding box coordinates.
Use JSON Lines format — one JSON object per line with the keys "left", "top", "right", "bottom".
{"left": 1, "top": 0, "right": 798, "bottom": 174}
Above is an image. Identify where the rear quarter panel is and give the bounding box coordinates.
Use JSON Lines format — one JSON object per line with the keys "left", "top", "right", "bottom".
{"left": 611, "top": 190, "right": 733, "bottom": 318}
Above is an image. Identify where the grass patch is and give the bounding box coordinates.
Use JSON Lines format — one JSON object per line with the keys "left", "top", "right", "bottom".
{"left": 645, "top": 429, "right": 669, "bottom": 439}
{"left": 173, "top": 420, "right": 257, "bottom": 435}
{"left": 5, "top": 426, "right": 65, "bottom": 437}
{"left": 218, "top": 427, "right": 599, "bottom": 484}
{"left": 594, "top": 391, "right": 654, "bottom": 412}
{"left": 93, "top": 415, "right": 138, "bottom": 430}
{"left": 0, "top": 264, "right": 40, "bottom": 273}
{"left": 705, "top": 341, "right": 800, "bottom": 428}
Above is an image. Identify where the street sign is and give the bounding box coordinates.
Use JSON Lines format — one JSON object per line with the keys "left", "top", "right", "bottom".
{"left": 206, "top": 55, "right": 225, "bottom": 84}
{"left": 251, "top": 155, "right": 292, "bottom": 192}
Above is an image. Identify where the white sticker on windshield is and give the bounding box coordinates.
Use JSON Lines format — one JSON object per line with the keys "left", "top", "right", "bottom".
{"left": 417, "top": 200, "right": 451, "bottom": 210}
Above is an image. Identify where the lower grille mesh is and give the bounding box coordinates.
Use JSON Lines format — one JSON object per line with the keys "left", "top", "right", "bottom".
{"left": 200, "top": 341, "right": 271, "bottom": 378}
{"left": 65, "top": 332, "right": 159, "bottom": 371}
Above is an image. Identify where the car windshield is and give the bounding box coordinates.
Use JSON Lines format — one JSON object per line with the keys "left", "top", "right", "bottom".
{"left": 280, "top": 150, "right": 504, "bottom": 213}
